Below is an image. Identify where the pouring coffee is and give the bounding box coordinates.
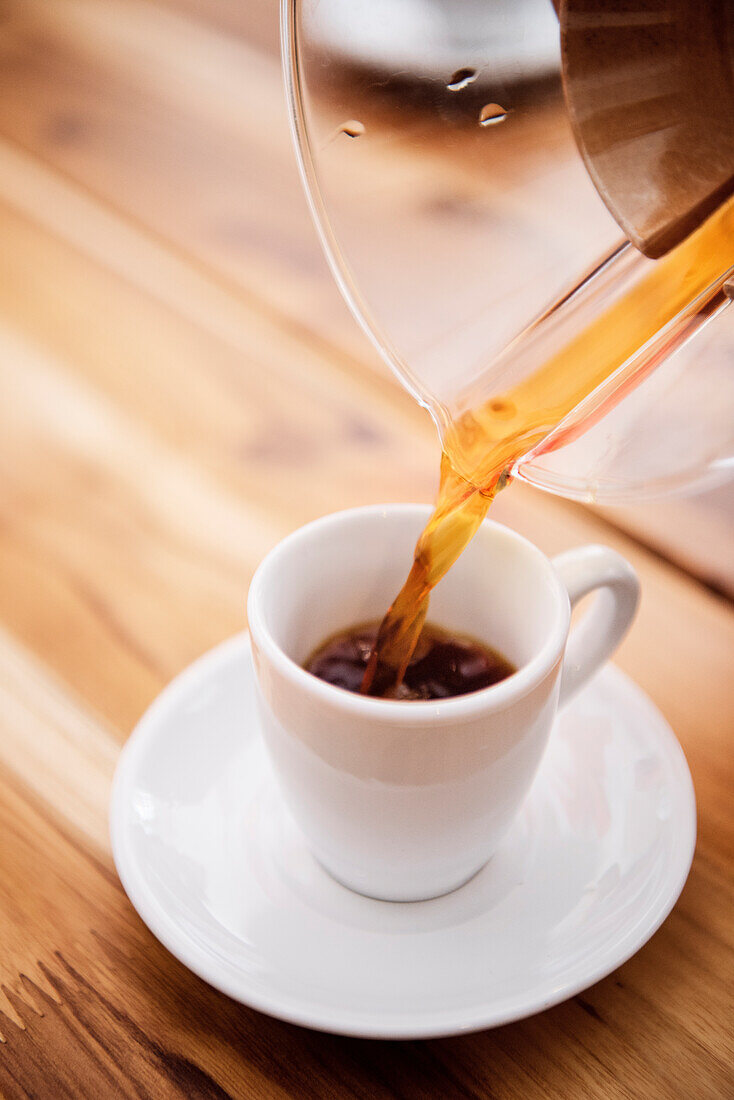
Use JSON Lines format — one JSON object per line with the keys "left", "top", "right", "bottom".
{"left": 284, "top": 0, "right": 733, "bottom": 694}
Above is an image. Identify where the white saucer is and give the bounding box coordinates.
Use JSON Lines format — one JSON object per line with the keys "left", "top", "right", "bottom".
{"left": 110, "top": 634, "right": 695, "bottom": 1039}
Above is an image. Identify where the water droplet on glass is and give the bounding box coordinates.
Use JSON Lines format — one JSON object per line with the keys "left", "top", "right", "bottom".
{"left": 479, "top": 103, "right": 509, "bottom": 127}
{"left": 338, "top": 119, "right": 365, "bottom": 139}
{"left": 447, "top": 67, "right": 478, "bottom": 92}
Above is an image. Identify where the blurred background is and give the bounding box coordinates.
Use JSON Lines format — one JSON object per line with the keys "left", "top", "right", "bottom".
{"left": 0, "top": 3, "right": 732, "bottom": 1092}
{"left": 0, "top": 0, "right": 731, "bottom": 730}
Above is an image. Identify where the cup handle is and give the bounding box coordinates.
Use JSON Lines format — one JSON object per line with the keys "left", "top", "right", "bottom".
{"left": 552, "top": 545, "right": 640, "bottom": 707}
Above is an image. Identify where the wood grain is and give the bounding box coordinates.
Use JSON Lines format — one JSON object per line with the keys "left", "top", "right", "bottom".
{"left": 0, "top": 1, "right": 732, "bottom": 1097}
{"left": 0, "top": 0, "right": 730, "bottom": 589}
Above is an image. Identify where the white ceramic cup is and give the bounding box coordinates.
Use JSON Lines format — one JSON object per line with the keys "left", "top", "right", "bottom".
{"left": 248, "top": 505, "right": 639, "bottom": 902}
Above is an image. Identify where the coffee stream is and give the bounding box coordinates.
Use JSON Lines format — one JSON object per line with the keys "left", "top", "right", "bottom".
{"left": 361, "top": 195, "right": 734, "bottom": 696}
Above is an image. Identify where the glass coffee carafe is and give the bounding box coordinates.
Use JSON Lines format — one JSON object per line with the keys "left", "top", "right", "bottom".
{"left": 282, "top": 0, "right": 734, "bottom": 501}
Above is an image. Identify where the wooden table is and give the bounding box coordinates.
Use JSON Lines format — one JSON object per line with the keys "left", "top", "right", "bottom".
{"left": 0, "top": 2, "right": 732, "bottom": 1096}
